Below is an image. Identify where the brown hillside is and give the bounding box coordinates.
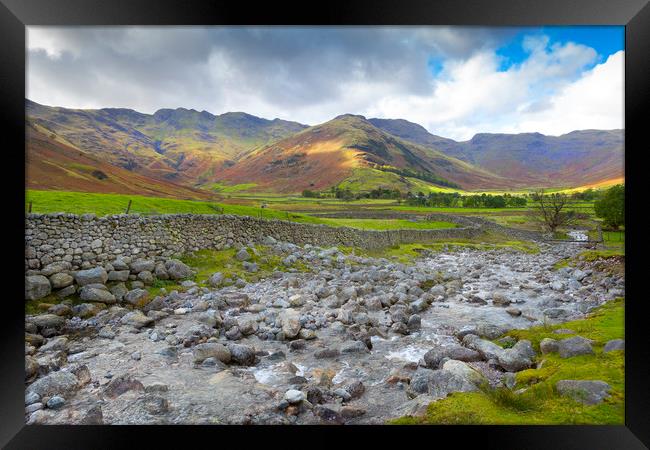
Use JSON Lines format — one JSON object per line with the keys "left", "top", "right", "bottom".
{"left": 26, "top": 122, "right": 214, "bottom": 200}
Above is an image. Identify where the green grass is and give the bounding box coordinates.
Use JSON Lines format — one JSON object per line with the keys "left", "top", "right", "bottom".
{"left": 390, "top": 298, "right": 624, "bottom": 425}
{"left": 26, "top": 190, "right": 464, "bottom": 231}
{"left": 166, "top": 246, "right": 310, "bottom": 293}
{"left": 206, "top": 182, "right": 258, "bottom": 193}
{"left": 347, "top": 233, "right": 539, "bottom": 263}
{"left": 314, "top": 218, "right": 456, "bottom": 231}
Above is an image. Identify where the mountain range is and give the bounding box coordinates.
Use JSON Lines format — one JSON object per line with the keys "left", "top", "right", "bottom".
{"left": 26, "top": 99, "right": 624, "bottom": 195}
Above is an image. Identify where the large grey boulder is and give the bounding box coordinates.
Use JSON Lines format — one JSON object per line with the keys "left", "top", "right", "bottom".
{"left": 408, "top": 367, "right": 478, "bottom": 399}
{"left": 40, "top": 262, "right": 71, "bottom": 277}
{"left": 49, "top": 273, "right": 74, "bottom": 289}
{"left": 441, "top": 360, "right": 485, "bottom": 386}
{"left": 165, "top": 259, "right": 193, "bottom": 280}
{"left": 497, "top": 340, "right": 535, "bottom": 372}
{"left": 74, "top": 267, "right": 108, "bottom": 286}
{"left": 107, "top": 270, "right": 130, "bottom": 282}
{"left": 79, "top": 286, "right": 117, "bottom": 304}
{"left": 558, "top": 336, "right": 593, "bottom": 358}
{"left": 208, "top": 272, "right": 224, "bottom": 287}
{"left": 130, "top": 260, "right": 155, "bottom": 274}
{"left": 193, "top": 343, "right": 231, "bottom": 364}
{"left": 120, "top": 310, "right": 153, "bottom": 329}
{"left": 226, "top": 343, "right": 255, "bottom": 365}
{"left": 26, "top": 370, "right": 79, "bottom": 398}
{"left": 423, "top": 345, "right": 481, "bottom": 369}
{"left": 26, "top": 275, "right": 51, "bottom": 300}
{"left": 280, "top": 310, "right": 301, "bottom": 339}
{"left": 603, "top": 339, "right": 625, "bottom": 353}
{"left": 27, "top": 314, "right": 65, "bottom": 330}
{"left": 123, "top": 289, "right": 149, "bottom": 306}
{"left": 540, "top": 338, "right": 559, "bottom": 354}
{"left": 556, "top": 380, "right": 611, "bottom": 405}
{"left": 462, "top": 334, "right": 504, "bottom": 361}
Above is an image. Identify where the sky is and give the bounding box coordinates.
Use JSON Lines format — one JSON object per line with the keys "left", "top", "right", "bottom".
{"left": 26, "top": 26, "right": 624, "bottom": 141}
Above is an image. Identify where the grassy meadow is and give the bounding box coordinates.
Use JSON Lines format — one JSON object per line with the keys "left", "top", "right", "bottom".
{"left": 26, "top": 189, "right": 457, "bottom": 231}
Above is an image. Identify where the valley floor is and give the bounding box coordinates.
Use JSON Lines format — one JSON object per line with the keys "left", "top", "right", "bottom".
{"left": 25, "top": 239, "right": 624, "bottom": 425}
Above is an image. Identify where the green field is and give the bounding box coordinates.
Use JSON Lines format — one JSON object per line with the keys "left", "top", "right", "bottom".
{"left": 25, "top": 190, "right": 456, "bottom": 231}
{"left": 315, "top": 218, "right": 456, "bottom": 231}
{"left": 390, "top": 298, "right": 624, "bottom": 425}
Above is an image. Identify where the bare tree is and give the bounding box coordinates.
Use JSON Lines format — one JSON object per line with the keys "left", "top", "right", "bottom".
{"left": 528, "top": 190, "right": 578, "bottom": 233}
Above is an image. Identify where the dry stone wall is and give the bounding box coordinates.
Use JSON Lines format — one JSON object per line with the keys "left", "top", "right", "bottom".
{"left": 25, "top": 213, "right": 486, "bottom": 272}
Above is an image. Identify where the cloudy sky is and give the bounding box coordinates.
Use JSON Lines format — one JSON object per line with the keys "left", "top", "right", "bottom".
{"left": 27, "top": 26, "right": 624, "bottom": 141}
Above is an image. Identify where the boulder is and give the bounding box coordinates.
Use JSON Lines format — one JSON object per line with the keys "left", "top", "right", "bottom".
{"left": 235, "top": 248, "right": 251, "bottom": 261}
{"left": 107, "top": 270, "right": 130, "bottom": 282}
{"left": 423, "top": 345, "right": 481, "bottom": 369}
{"left": 284, "top": 389, "right": 305, "bottom": 404}
{"left": 462, "top": 334, "right": 504, "bottom": 361}
{"left": 123, "top": 289, "right": 149, "bottom": 306}
{"left": 165, "top": 259, "right": 193, "bottom": 280}
{"left": 540, "top": 338, "right": 559, "bottom": 354}
{"left": 27, "top": 314, "right": 65, "bottom": 330}
{"left": 130, "top": 260, "right": 155, "bottom": 274}
{"left": 40, "top": 262, "right": 71, "bottom": 277}
{"left": 280, "top": 311, "right": 301, "bottom": 339}
{"left": 441, "top": 360, "right": 485, "bottom": 386}
{"left": 103, "top": 375, "right": 145, "bottom": 399}
{"left": 497, "top": 340, "right": 535, "bottom": 372}
{"left": 556, "top": 380, "right": 611, "bottom": 405}
{"left": 74, "top": 267, "right": 108, "bottom": 286}
{"left": 26, "top": 370, "right": 79, "bottom": 398}
{"left": 226, "top": 343, "right": 256, "bottom": 366}
{"left": 408, "top": 368, "right": 477, "bottom": 399}
{"left": 208, "top": 272, "right": 224, "bottom": 287}
{"left": 603, "top": 339, "right": 625, "bottom": 353}
{"left": 120, "top": 310, "right": 153, "bottom": 329}
{"left": 558, "top": 336, "right": 593, "bottom": 358}
{"left": 25, "top": 275, "right": 51, "bottom": 300}
{"left": 193, "top": 343, "right": 231, "bottom": 364}
{"left": 79, "top": 286, "right": 117, "bottom": 304}
{"left": 49, "top": 273, "right": 74, "bottom": 289}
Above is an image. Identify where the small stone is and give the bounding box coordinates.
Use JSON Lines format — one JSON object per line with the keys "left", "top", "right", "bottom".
{"left": 333, "top": 388, "right": 352, "bottom": 401}
{"left": 505, "top": 307, "right": 521, "bottom": 317}
{"left": 407, "top": 315, "right": 421, "bottom": 332}
{"left": 340, "top": 406, "right": 366, "bottom": 418}
{"left": 235, "top": 248, "right": 251, "bottom": 261}
{"left": 284, "top": 389, "right": 305, "bottom": 404}
{"left": 46, "top": 396, "right": 65, "bottom": 409}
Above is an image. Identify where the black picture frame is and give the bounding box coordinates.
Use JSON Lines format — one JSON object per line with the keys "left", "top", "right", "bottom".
{"left": 1, "top": 0, "right": 648, "bottom": 448}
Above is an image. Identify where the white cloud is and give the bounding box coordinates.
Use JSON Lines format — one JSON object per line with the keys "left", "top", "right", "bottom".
{"left": 26, "top": 27, "right": 623, "bottom": 140}
{"left": 361, "top": 41, "right": 619, "bottom": 140}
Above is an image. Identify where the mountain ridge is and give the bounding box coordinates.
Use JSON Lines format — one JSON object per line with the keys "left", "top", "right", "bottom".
{"left": 26, "top": 99, "right": 624, "bottom": 193}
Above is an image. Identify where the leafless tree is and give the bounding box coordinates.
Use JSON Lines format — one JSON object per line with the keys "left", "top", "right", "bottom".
{"left": 528, "top": 190, "right": 579, "bottom": 233}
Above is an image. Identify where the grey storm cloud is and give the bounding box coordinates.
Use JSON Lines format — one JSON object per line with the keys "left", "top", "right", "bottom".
{"left": 27, "top": 26, "right": 517, "bottom": 123}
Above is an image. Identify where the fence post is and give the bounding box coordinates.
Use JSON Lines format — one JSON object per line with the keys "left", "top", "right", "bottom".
{"left": 597, "top": 223, "right": 603, "bottom": 243}
{"left": 28, "top": 201, "right": 32, "bottom": 213}
{"left": 125, "top": 200, "right": 132, "bottom": 214}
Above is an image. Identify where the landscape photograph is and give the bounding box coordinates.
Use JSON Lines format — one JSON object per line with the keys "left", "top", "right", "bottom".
{"left": 24, "top": 26, "right": 625, "bottom": 425}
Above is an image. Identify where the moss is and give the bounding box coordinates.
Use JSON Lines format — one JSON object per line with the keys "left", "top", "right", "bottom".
{"left": 389, "top": 298, "right": 624, "bottom": 425}
{"left": 177, "top": 245, "right": 312, "bottom": 288}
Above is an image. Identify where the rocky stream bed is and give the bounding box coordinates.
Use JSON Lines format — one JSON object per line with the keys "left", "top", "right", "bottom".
{"left": 24, "top": 239, "right": 624, "bottom": 425}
